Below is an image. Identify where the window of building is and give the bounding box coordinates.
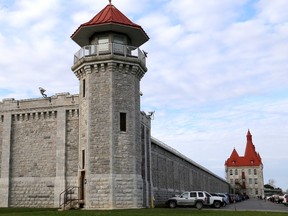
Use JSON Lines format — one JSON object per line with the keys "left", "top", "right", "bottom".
{"left": 254, "top": 178, "right": 258, "bottom": 184}
{"left": 99, "top": 37, "right": 109, "bottom": 52}
{"left": 255, "top": 189, "right": 258, "bottom": 195}
{"left": 82, "top": 149, "right": 85, "bottom": 169}
{"left": 230, "top": 169, "right": 233, "bottom": 175}
{"left": 248, "top": 169, "right": 251, "bottom": 175}
{"left": 120, "top": 112, "right": 127, "bottom": 132}
{"left": 235, "top": 169, "right": 238, "bottom": 175}
{"left": 254, "top": 169, "right": 257, "bottom": 175}
{"left": 249, "top": 178, "right": 252, "bottom": 184}
{"left": 82, "top": 79, "right": 86, "bottom": 97}
{"left": 113, "top": 35, "right": 125, "bottom": 54}
{"left": 230, "top": 179, "right": 233, "bottom": 185}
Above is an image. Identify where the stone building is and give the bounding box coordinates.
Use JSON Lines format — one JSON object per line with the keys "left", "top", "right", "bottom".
{"left": 225, "top": 130, "right": 264, "bottom": 198}
{"left": 0, "top": 2, "right": 229, "bottom": 209}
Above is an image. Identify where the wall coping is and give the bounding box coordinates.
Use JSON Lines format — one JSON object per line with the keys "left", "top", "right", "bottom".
{"left": 151, "top": 136, "right": 228, "bottom": 183}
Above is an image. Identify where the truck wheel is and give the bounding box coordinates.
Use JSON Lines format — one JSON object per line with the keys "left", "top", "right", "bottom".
{"left": 195, "top": 202, "right": 203, "bottom": 210}
{"left": 214, "top": 201, "right": 221, "bottom": 208}
{"left": 168, "top": 201, "right": 177, "bottom": 208}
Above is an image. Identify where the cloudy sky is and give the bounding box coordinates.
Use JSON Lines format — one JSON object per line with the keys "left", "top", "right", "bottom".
{"left": 0, "top": 0, "right": 287, "bottom": 191}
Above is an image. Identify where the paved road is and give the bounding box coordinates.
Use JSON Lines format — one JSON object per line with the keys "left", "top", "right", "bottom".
{"left": 222, "top": 199, "right": 288, "bottom": 212}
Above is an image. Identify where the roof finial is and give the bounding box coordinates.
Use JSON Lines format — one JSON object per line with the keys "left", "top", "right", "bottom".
{"left": 109, "top": 0, "right": 112, "bottom": 5}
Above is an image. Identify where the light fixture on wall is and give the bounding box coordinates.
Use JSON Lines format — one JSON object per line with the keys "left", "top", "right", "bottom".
{"left": 39, "top": 87, "right": 47, "bottom": 98}
{"left": 147, "top": 111, "right": 155, "bottom": 120}
{"left": 39, "top": 87, "right": 51, "bottom": 103}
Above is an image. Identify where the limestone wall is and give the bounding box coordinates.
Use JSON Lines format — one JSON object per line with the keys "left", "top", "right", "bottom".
{"left": 151, "top": 138, "right": 230, "bottom": 205}
{"left": 10, "top": 112, "right": 57, "bottom": 178}
{"left": 0, "top": 90, "right": 231, "bottom": 209}
{"left": 0, "top": 93, "right": 80, "bottom": 208}
{"left": 66, "top": 109, "right": 79, "bottom": 177}
{"left": 9, "top": 177, "right": 55, "bottom": 207}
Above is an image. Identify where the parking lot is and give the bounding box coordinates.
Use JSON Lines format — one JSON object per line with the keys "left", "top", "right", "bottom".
{"left": 222, "top": 199, "right": 288, "bottom": 212}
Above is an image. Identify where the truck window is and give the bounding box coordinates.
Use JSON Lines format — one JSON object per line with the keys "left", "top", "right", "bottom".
{"left": 198, "top": 192, "right": 204, "bottom": 197}
{"left": 181, "top": 192, "right": 189, "bottom": 199}
{"left": 190, "top": 192, "right": 197, "bottom": 197}
{"left": 205, "top": 192, "right": 211, "bottom": 197}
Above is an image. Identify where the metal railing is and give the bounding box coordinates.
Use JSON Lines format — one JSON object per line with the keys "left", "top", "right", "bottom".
{"left": 73, "top": 43, "right": 146, "bottom": 66}
{"left": 59, "top": 186, "right": 80, "bottom": 210}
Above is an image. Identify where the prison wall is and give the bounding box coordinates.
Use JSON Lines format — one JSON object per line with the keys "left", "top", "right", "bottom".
{"left": 151, "top": 137, "right": 230, "bottom": 206}
{"left": 0, "top": 93, "right": 79, "bottom": 208}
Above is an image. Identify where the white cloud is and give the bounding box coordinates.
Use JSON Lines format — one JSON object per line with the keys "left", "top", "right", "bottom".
{"left": 256, "top": 0, "right": 288, "bottom": 24}
{"left": 4, "top": 0, "right": 60, "bottom": 27}
{"left": 166, "top": 0, "right": 250, "bottom": 32}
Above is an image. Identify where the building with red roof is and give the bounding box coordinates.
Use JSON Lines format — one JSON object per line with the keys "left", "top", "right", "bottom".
{"left": 225, "top": 130, "right": 264, "bottom": 197}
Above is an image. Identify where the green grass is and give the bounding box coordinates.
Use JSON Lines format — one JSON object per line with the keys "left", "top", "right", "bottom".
{"left": 0, "top": 208, "right": 287, "bottom": 216}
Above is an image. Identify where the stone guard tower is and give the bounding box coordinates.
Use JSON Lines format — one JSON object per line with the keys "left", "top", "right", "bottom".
{"left": 71, "top": 2, "right": 150, "bottom": 209}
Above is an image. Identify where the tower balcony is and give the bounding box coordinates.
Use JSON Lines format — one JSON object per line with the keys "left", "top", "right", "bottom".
{"left": 73, "top": 43, "right": 146, "bottom": 67}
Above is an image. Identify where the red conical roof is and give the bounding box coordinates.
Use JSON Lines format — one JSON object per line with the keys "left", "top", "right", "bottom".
{"left": 225, "top": 130, "right": 262, "bottom": 167}
{"left": 81, "top": 3, "right": 141, "bottom": 29}
{"left": 71, "top": 2, "right": 149, "bottom": 47}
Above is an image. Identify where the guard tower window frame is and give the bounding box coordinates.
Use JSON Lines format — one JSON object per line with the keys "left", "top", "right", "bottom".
{"left": 113, "top": 35, "right": 125, "bottom": 54}
{"left": 120, "top": 112, "right": 127, "bottom": 132}
{"left": 83, "top": 79, "right": 86, "bottom": 98}
{"left": 98, "top": 36, "right": 109, "bottom": 52}
{"left": 82, "top": 149, "right": 85, "bottom": 169}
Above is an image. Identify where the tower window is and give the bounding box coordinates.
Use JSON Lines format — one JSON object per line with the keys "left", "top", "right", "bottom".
{"left": 82, "top": 149, "right": 85, "bottom": 169}
{"left": 120, "top": 112, "right": 126, "bottom": 132}
{"left": 83, "top": 79, "right": 86, "bottom": 97}
{"left": 99, "top": 37, "right": 109, "bottom": 52}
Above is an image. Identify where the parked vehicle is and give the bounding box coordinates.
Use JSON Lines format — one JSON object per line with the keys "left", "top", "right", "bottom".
{"left": 216, "top": 193, "right": 230, "bottom": 205}
{"left": 166, "top": 191, "right": 224, "bottom": 209}
{"left": 282, "top": 194, "right": 288, "bottom": 206}
{"left": 210, "top": 193, "right": 227, "bottom": 206}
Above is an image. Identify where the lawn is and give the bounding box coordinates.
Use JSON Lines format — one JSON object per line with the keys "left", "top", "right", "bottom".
{"left": 0, "top": 208, "right": 287, "bottom": 216}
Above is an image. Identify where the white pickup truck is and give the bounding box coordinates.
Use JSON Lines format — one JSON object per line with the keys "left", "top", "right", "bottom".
{"left": 166, "top": 191, "right": 224, "bottom": 209}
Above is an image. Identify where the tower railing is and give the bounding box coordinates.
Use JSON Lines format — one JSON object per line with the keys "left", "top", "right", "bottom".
{"left": 74, "top": 43, "right": 146, "bottom": 66}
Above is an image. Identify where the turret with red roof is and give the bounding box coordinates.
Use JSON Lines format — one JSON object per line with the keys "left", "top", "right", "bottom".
{"left": 225, "top": 130, "right": 264, "bottom": 198}
{"left": 71, "top": 0, "right": 149, "bottom": 47}
{"left": 225, "top": 130, "right": 262, "bottom": 167}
